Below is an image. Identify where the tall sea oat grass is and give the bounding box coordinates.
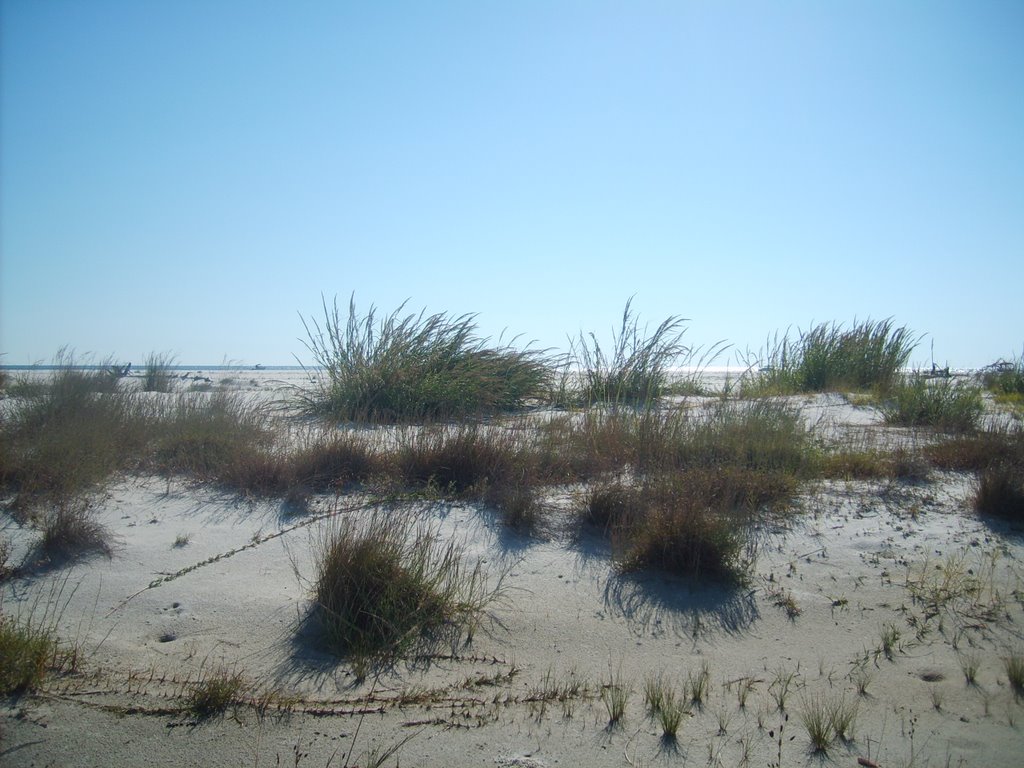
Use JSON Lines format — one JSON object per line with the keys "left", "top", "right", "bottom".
{"left": 142, "top": 351, "right": 177, "bottom": 393}
{"left": 567, "top": 298, "right": 690, "bottom": 406}
{"left": 747, "top": 319, "right": 917, "bottom": 394}
{"left": 299, "top": 296, "right": 552, "bottom": 422}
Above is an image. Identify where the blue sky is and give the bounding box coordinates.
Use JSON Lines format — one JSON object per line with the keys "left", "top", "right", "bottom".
{"left": 2, "top": 0, "right": 1021, "bottom": 368}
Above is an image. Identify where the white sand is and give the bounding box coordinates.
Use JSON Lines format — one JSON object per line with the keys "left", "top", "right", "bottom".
{"left": 2, "top": 371, "right": 1022, "bottom": 767}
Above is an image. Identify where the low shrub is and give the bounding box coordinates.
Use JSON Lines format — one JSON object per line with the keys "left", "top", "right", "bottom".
{"left": 0, "top": 353, "right": 148, "bottom": 508}
{"left": 926, "top": 428, "right": 1024, "bottom": 471}
{"left": 288, "top": 436, "right": 379, "bottom": 493}
{"left": 148, "top": 392, "right": 278, "bottom": 484}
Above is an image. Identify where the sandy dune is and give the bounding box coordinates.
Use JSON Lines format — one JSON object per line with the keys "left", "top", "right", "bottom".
{"left": 2, "top": 371, "right": 1022, "bottom": 767}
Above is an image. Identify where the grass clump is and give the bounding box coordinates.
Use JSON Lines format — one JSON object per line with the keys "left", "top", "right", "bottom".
{"left": 186, "top": 667, "right": 247, "bottom": 717}
{"left": 582, "top": 476, "right": 750, "bottom": 582}
{"left": 577, "top": 401, "right": 812, "bottom": 581}
{"left": 0, "top": 613, "right": 60, "bottom": 695}
{"left": 391, "top": 424, "right": 543, "bottom": 529}
{"left": 0, "top": 352, "right": 145, "bottom": 508}
{"left": 975, "top": 463, "right": 1024, "bottom": 521}
{"left": 747, "top": 318, "right": 917, "bottom": 394}
{"left": 39, "top": 501, "right": 113, "bottom": 562}
{"left": 981, "top": 354, "right": 1024, "bottom": 402}
{"left": 1005, "top": 653, "right": 1024, "bottom": 699}
{"left": 657, "top": 687, "right": 686, "bottom": 740}
{"left": 567, "top": 298, "right": 690, "bottom": 406}
{"left": 686, "top": 660, "right": 711, "bottom": 707}
{"left": 925, "top": 427, "right": 1024, "bottom": 471}
{"left": 142, "top": 351, "right": 177, "bottom": 393}
{"left": 799, "top": 693, "right": 835, "bottom": 753}
{"left": 300, "top": 296, "right": 552, "bottom": 422}
{"left": 881, "top": 375, "right": 983, "bottom": 432}
{"left": 600, "top": 665, "right": 631, "bottom": 725}
{"left": 310, "top": 513, "right": 494, "bottom": 663}
{"left": 148, "top": 391, "right": 280, "bottom": 492}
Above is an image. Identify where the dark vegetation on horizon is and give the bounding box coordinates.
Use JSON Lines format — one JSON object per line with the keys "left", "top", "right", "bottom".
{"left": 2, "top": 303, "right": 1022, "bottom": 663}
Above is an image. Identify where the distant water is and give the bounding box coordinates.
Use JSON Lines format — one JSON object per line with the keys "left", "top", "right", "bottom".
{"left": 0, "top": 364, "right": 309, "bottom": 372}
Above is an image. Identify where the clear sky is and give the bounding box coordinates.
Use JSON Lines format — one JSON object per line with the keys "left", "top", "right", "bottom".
{"left": 2, "top": 0, "right": 1022, "bottom": 369}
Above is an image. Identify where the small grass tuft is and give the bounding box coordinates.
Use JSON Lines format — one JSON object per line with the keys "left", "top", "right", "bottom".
{"left": 975, "top": 463, "right": 1024, "bottom": 521}
{"left": 800, "top": 693, "right": 835, "bottom": 753}
{"left": 686, "top": 660, "right": 711, "bottom": 708}
{"left": 39, "top": 501, "right": 113, "bottom": 561}
{"left": 643, "top": 670, "right": 668, "bottom": 716}
{"left": 657, "top": 686, "right": 686, "bottom": 740}
{"left": 186, "top": 667, "right": 247, "bottom": 717}
{"left": 600, "top": 665, "right": 631, "bottom": 725}
{"left": 828, "top": 693, "right": 858, "bottom": 742}
{"left": 0, "top": 613, "right": 61, "bottom": 695}
{"left": 960, "top": 651, "right": 981, "bottom": 685}
{"left": 1005, "top": 653, "right": 1024, "bottom": 700}
{"left": 880, "top": 622, "right": 901, "bottom": 661}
